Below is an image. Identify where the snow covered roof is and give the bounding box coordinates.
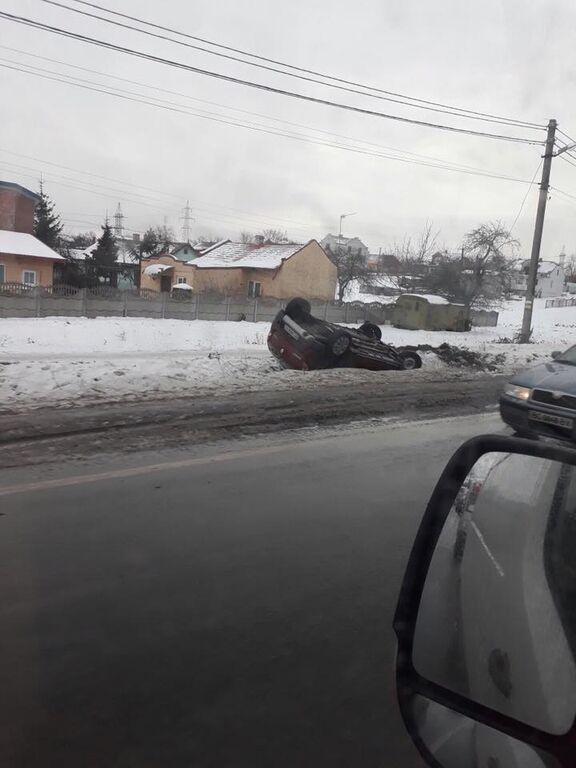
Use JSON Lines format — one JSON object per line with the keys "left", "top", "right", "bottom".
{"left": 144, "top": 263, "right": 173, "bottom": 276}
{"left": 189, "top": 240, "right": 308, "bottom": 269}
{"left": 537, "top": 261, "right": 560, "bottom": 275}
{"left": 401, "top": 293, "right": 450, "bottom": 305}
{"left": 172, "top": 282, "right": 192, "bottom": 290}
{"left": 0, "top": 230, "right": 64, "bottom": 260}
{"left": 68, "top": 248, "right": 87, "bottom": 261}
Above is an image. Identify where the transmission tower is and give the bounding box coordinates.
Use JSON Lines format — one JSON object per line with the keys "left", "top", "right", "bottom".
{"left": 113, "top": 203, "right": 125, "bottom": 238}
{"left": 181, "top": 200, "right": 194, "bottom": 242}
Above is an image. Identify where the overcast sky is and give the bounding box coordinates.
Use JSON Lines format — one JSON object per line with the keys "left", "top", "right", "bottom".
{"left": 2, "top": 0, "right": 576, "bottom": 256}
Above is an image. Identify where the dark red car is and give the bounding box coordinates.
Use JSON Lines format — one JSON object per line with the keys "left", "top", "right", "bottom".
{"left": 267, "top": 298, "right": 422, "bottom": 372}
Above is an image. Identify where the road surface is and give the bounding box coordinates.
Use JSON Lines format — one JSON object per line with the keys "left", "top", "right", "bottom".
{"left": 0, "top": 412, "right": 502, "bottom": 767}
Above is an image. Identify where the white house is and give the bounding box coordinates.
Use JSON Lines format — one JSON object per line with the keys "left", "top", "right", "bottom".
{"left": 320, "top": 234, "right": 369, "bottom": 258}
{"left": 511, "top": 260, "right": 565, "bottom": 298}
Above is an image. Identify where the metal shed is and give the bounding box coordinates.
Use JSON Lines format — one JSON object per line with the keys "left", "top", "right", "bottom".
{"left": 392, "top": 294, "right": 469, "bottom": 331}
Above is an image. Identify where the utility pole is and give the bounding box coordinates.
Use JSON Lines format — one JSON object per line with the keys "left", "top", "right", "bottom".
{"left": 519, "top": 119, "right": 557, "bottom": 343}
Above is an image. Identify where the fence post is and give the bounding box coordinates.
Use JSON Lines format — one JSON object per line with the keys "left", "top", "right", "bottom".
{"left": 253, "top": 298, "right": 258, "bottom": 322}
{"left": 123, "top": 291, "right": 128, "bottom": 318}
{"left": 35, "top": 288, "right": 41, "bottom": 318}
{"left": 80, "top": 288, "right": 88, "bottom": 317}
{"left": 161, "top": 292, "right": 167, "bottom": 319}
{"left": 195, "top": 293, "right": 200, "bottom": 320}
{"left": 225, "top": 295, "right": 230, "bottom": 321}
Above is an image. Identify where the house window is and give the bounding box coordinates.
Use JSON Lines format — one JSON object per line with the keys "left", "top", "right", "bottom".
{"left": 22, "top": 270, "right": 36, "bottom": 286}
{"left": 0, "top": 265, "right": 5, "bottom": 283}
{"left": 177, "top": 277, "right": 187, "bottom": 284}
{"left": 248, "top": 280, "right": 262, "bottom": 298}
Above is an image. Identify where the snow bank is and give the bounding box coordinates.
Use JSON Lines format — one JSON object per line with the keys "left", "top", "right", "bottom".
{"left": 1, "top": 298, "right": 574, "bottom": 412}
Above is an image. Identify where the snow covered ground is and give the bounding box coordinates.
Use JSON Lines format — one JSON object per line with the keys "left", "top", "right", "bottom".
{"left": 0, "top": 298, "right": 574, "bottom": 412}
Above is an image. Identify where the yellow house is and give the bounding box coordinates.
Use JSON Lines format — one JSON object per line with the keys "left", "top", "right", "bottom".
{"left": 140, "top": 239, "right": 337, "bottom": 301}
{"left": 0, "top": 230, "right": 64, "bottom": 288}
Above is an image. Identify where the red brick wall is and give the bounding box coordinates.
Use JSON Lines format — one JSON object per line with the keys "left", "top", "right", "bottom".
{"left": 0, "top": 189, "right": 36, "bottom": 234}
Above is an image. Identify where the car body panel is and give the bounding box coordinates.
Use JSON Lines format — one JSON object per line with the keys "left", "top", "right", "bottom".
{"left": 500, "top": 359, "right": 576, "bottom": 441}
{"left": 267, "top": 309, "right": 410, "bottom": 372}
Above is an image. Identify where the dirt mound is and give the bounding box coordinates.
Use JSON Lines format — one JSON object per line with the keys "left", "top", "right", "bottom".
{"left": 400, "top": 343, "right": 506, "bottom": 372}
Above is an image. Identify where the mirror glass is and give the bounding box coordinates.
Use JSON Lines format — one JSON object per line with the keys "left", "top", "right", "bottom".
{"left": 410, "top": 695, "right": 561, "bottom": 768}
{"left": 413, "top": 452, "right": 576, "bottom": 734}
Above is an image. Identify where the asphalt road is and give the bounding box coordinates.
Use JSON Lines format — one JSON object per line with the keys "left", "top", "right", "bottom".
{"left": 0, "top": 411, "right": 502, "bottom": 768}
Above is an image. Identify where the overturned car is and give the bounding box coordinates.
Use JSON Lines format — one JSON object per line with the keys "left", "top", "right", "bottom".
{"left": 267, "top": 298, "right": 422, "bottom": 372}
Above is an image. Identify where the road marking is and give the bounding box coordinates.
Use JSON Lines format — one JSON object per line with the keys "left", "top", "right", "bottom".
{"left": 0, "top": 443, "right": 294, "bottom": 498}
{"left": 470, "top": 520, "right": 505, "bottom": 577}
{"left": 0, "top": 409, "right": 502, "bottom": 498}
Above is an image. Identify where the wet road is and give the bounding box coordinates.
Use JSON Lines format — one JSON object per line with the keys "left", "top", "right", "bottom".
{"left": 0, "top": 412, "right": 501, "bottom": 767}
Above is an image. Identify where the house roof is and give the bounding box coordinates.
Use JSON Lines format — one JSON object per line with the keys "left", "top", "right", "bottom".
{"left": 189, "top": 240, "right": 311, "bottom": 269}
{"left": 0, "top": 181, "right": 41, "bottom": 203}
{"left": 0, "top": 230, "right": 64, "bottom": 260}
{"left": 537, "top": 260, "right": 560, "bottom": 275}
{"left": 144, "top": 263, "right": 173, "bottom": 276}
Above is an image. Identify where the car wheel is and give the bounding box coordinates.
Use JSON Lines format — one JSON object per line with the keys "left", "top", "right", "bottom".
{"left": 284, "top": 297, "right": 311, "bottom": 320}
{"left": 328, "top": 331, "right": 351, "bottom": 357}
{"left": 358, "top": 321, "right": 382, "bottom": 340}
{"left": 399, "top": 350, "right": 422, "bottom": 370}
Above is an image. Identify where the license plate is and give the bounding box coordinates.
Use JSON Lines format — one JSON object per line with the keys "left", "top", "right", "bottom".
{"left": 528, "top": 410, "right": 573, "bottom": 429}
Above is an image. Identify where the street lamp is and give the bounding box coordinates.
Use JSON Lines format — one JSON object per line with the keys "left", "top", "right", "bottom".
{"left": 338, "top": 212, "right": 357, "bottom": 244}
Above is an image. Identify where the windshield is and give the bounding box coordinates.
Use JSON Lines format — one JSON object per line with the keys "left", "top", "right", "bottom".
{"left": 557, "top": 346, "right": 576, "bottom": 365}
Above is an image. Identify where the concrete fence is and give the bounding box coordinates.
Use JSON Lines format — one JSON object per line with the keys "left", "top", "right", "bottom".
{"left": 0, "top": 289, "right": 500, "bottom": 327}
{"left": 0, "top": 290, "right": 393, "bottom": 324}
{"left": 545, "top": 297, "right": 576, "bottom": 308}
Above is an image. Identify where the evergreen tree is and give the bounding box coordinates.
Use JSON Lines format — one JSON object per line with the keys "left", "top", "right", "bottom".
{"left": 34, "top": 182, "right": 63, "bottom": 250}
{"left": 90, "top": 223, "right": 118, "bottom": 286}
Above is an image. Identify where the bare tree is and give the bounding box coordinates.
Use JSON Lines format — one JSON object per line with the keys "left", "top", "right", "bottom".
{"left": 240, "top": 228, "right": 290, "bottom": 244}
{"left": 377, "top": 220, "right": 440, "bottom": 291}
{"left": 261, "top": 228, "right": 289, "bottom": 243}
{"left": 330, "top": 244, "right": 370, "bottom": 302}
{"left": 426, "top": 221, "right": 518, "bottom": 308}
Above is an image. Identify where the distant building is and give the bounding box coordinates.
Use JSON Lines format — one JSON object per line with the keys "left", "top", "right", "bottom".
{"left": 0, "top": 181, "right": 63, "bottom": 287}
{"left": 141, "top": 237, "right": 337, "bottom": 300}
{"left": 511, "top": 259, "right": 565, "bottom": 298}
{"left": 320, "top": 234, "right": 369, "bottom": 258}
{"left": 366, "top": 252, "right": 400, "bottom": 272}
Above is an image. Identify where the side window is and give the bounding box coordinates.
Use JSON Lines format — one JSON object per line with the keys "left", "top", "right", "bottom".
{"left": 23, "top": 270, "right": 36, "bottom": 285}
{"left": 248, "top": 281, "right": 262, "bottom": 298}
{"left": 177, "top": 277, "right": 187, "bottom": 284}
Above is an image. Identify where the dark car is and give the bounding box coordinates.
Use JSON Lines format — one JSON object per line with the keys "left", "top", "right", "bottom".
{"left": 500, "top": 344, "right": 576, "bottom": 440}
{"left": 267, "top": 298, "right": 422, "bottom": 372}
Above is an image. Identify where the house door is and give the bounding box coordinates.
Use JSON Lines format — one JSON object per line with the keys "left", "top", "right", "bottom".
{"left": 160, "top": 274, "right": 172, "bottom": 293}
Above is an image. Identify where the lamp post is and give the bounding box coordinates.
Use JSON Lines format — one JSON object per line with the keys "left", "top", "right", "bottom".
{"left": 338, "top": 212, "right": 357, "bottom": 246}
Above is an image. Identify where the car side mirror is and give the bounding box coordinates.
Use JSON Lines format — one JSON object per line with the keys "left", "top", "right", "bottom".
{"left": 394, "top": 434, "right": 576, "bottom": 768}
{"left": 552, "top": 351, "right": 562, "bottom": 360}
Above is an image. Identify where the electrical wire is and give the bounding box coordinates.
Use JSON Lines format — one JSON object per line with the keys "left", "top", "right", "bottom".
{"left": 0, "top": 10, "right": 544, "bottom": 145}
{"left": 2, "top": 45, "right": 528, "bottom": 176}
{"left": 52, "top": 0, "right": 544, "bottom": 130}
{"left": 0, "top": 61, "right": 543, "bottom": 187}
{"left": 509, "top": 160, "right": 542, "bottom": 234}
{"left": 39, "top": 0, "right": 545, "bottom": 131}
{"left": 550, "top": 186, "right": 576, "bottom": 203}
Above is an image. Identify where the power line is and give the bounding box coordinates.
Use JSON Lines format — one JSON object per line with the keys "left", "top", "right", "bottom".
{"left": 510, "top": 159, "right": 542, "bottom": 234}
{"left": 53, "top": 0, "right": 544, "bottom": 130}
{"left": 2, "top": 45, "right": 525, "bottom": 177}
{"left": 39, "top": 0, "right": 544, "bottom": 131}
{"left": 550, "top": 185, "right": 576, "bottom": 203}
{"left": 557, "top": 127, "right": 576, "bottom": 145}
{"left": 0, "top": 10, "right": 544, "bottom": 145}
{"left": 0, "top": 61, "right": 543, "bottom": 186}
{"left": 557, "top": 154, "right": 576, "bottom": 171}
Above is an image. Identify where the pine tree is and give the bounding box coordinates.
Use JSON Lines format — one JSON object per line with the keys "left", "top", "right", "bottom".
{"left": 90, "top": 223, "right": 119, "bottom": 286}
{"left": 34, "top": 182, "right": 63, "bottom": 250}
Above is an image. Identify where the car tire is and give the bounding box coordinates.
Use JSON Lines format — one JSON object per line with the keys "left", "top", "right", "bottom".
{"left": 285, "top": 297, "right": 311, "bottom": 320}
{"left": 358, "top": 321, "right": 382, "bottom": 340}
{"left": 328, "top": 330, "right": 351, "bottom": 357}
{"left": 399, "top": 350, "right": 422, "bottom": 370}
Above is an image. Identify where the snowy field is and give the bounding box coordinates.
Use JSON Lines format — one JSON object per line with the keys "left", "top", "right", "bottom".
{"left": 0, "top": 298, "right": 574, "bottom": 411}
